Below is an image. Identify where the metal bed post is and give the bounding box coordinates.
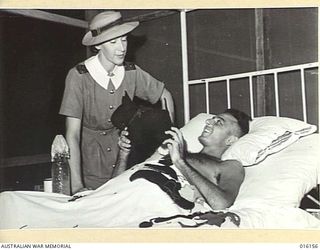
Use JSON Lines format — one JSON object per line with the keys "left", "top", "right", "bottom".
{"left": 249, "top": 76, "right": 255, "bottom": 118}
{"left": 205, "top": 80, "right": 210, "bottom": 113}
{"left": 300, "top": 69, "right": 308, "bottom": 122}
{"left": 226, "top": 79, "right": 231, "bottom": 109}
{"left": 274, "top": 72, "right": 280, "bottom": 117}
{"left": 180, "top": 10, "right": 190, "bottom": 124}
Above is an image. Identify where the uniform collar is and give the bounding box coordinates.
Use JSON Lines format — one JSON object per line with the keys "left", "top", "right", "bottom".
{"left": 84, "top": 54, "right": 124, "bottom": 90}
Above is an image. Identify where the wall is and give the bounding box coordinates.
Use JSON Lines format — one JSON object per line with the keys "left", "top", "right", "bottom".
{"left": 0, "top": 10, "right": 87, "bottom": 191}
{"left": 131, "top": 8, "right": 317, "bottom": 126}
{"left": 124, "top": 11, "right": 184, "bottom": 126}
{"left": 0, "top": 11, "right": 87, "bottom": 158}
{"left": 0, "top": 16, "right": 4, "bottom": 186}
{"left": 264, "top": 8, "right": 318, "bottom": 125}
{"left": 187, "top": 9, "right": 257, "bottom": 118}
{"left": 128, "top": 9, "right": 257, "bottom": 124}
{"left": 124, "top": 9, "right": 257, "bottom": 125}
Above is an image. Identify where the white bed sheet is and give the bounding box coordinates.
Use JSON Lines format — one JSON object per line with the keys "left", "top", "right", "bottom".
{"left": 0, "top": 164, "right": 212, "bottom": 229}
{"left": 0, "top": 135, "right": 319, "bottom": 229}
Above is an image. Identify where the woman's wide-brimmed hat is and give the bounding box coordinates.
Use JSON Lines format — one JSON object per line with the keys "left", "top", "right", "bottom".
{"left": 82, "top": 11, "right": 139, "bottom": 46}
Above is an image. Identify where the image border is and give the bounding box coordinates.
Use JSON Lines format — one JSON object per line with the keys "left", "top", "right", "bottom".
{"left": 0, "top": 0, "right": 319, "bottom": 244}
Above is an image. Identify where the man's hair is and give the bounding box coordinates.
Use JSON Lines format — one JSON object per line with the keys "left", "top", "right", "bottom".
{"left": 224, "top": 108, "right": 252, "bottom": 136}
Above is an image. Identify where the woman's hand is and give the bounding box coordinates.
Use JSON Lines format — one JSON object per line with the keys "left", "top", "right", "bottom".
{"left": 160, "top": 88, "right": 175, "bottom": 124}
{"left": 162, "top": 127, "right": 186, "bottom": 164}
{"left": 113, "top": 128, "right": 131, "bottom": 178}
{"left": 118, "top": 127, "right": 131, "bottom": 153}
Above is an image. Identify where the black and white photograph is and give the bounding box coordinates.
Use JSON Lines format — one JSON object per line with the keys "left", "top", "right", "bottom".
{"left": 0, "top": 5, "right": 319, "bottom": 239}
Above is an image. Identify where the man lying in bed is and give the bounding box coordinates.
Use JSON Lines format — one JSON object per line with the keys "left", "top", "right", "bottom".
{"left": 0, "top": 109, "right": 251, "bottom": 229}
{"left": 117, "top": 109, "right": 251, "bottom": 210}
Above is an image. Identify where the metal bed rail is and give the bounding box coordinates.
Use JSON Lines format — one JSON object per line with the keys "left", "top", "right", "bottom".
{"left": 185, "top": 62, "right": 318, "bottom": 123}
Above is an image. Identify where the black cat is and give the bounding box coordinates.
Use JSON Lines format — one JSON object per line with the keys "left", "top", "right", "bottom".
{"left": 111, "top": 92, "right": 172, "bottom": 168}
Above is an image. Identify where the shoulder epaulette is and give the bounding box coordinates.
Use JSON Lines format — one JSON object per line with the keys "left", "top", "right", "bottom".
{"left": 124, "top": 62, "right": 136, "bottom": 71}
{"left": 76, "top": 64, "right": 88, "bottom": 74}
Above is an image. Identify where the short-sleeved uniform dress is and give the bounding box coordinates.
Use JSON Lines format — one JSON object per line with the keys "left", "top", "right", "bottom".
{"left": 59, "top": 55, "right": 164, "bottom": 189}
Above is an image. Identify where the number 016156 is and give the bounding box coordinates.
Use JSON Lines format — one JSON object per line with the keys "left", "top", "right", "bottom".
{"left": 300, "top": 244, "right": 319, "bottom": 249}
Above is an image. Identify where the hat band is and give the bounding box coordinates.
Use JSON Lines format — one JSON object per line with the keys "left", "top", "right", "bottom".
{"left": 91, "top": 17, "right": 124, "bottom": 37}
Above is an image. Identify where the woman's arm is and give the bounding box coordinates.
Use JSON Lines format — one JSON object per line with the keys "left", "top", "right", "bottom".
{"left": 112, "top": 128, "right": 131, "bottom": 177}
{"left": 112, "top": 150, "right": 130, "bottom": 177}
{"left": 65, "top": 117, "right": 84, "bottom": 194}
{"left": 160, "top": 88, "right": 175, "bottom": 124}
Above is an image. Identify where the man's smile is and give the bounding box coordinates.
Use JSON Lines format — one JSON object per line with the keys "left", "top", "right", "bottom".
{"left": 202, "top": 125, "right": 214, "bottom": 136}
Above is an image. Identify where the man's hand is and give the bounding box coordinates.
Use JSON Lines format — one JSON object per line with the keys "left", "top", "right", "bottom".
{"left": 162, "top": 127, "right": 186, "bottom": 164}
{"left": 118, "top": 127, "right": 131, "bottom": 153}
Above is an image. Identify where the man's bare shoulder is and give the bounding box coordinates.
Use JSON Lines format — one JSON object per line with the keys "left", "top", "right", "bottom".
{"left": 221, "top": 159, "right": 243, "bottom": 168}
{"left": 220, "top": 159, "right": 244, "bottom": 178}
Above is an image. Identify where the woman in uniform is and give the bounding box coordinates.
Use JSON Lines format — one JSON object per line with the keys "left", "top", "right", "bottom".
{"left": 59, "top": 11, "right": 175, "bottom": 194}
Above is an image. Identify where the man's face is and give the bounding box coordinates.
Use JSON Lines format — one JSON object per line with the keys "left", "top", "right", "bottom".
{"left": 198, "top": 113, "right": 239, "bottom": 147}
{"left": 98, "top": 36, "right": 128, "bottom": 66}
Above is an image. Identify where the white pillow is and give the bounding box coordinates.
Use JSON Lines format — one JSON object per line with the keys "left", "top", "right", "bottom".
{"left": 180, "top": 113, "right": 212, "bottom": 153}
{"left": 180, "top": 113, "right": 317, "bottom": 166}
{"left": 231, "top": 133, "right": 319, "bottom": 208}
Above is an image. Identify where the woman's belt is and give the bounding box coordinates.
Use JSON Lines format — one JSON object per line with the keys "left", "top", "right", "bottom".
{"left": 82, "top": 125, "right": 118, "bottom": 136}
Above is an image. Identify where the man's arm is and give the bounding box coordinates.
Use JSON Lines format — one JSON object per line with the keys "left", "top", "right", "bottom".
{"left": 176, "top": 155, "right": 244, "bottom": 209}
{"left": 165, "top": 127, "right": 244, "bottom": 210}
{"left": 185, "top": 153, "right": 244, "bottom": 199}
